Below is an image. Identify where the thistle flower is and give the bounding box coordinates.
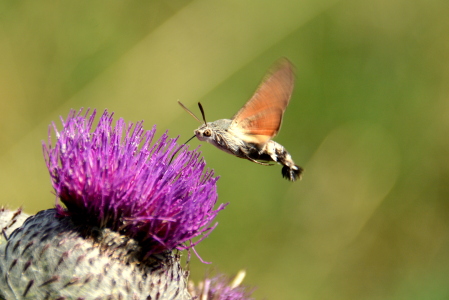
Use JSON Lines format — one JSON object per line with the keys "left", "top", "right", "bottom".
{"left": 188, "top": 270, "right": 255, "bottom": 300}
{"left": 43, "top": 109, "right": 225, "bottom": 255}
{"left": 0, "top": 109, "right": 228, "bottom": 299}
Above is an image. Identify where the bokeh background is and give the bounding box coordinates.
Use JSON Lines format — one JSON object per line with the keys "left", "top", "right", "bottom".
{"left": 1, "top": 1, "right": 448, "bottom": 299}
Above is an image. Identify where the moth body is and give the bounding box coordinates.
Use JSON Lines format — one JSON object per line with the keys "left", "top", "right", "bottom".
{"left": 256, "top": 140, "right": 303, "bottom": 181}
{"left": 195, "top": 119, "right": 303, "bottom": 181}
{"left": 195, "top": 119, "right": 248, "bottom": 157}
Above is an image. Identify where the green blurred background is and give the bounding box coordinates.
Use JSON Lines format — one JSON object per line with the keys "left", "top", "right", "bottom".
{"left": 1, "top": 0, "right": 448, "bottom": 299}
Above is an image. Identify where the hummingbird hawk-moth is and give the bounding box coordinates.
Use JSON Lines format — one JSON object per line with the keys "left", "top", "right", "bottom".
{"left": 178, "top": 58, "right": 303, "bottom": 181}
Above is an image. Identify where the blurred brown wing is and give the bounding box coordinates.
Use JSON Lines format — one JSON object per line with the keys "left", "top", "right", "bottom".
{"left": 229, "top": 58, "right": 295, "bottom": 145}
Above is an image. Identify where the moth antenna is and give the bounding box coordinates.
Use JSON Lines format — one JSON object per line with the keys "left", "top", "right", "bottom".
{"left": 168, "top": 134, "right": 196, "bottom": 164}
{"left": 178, "top": 100, "right": 202, "bottom": 123}
{"left": 198, "top": 102, "right": 207, "bottom": 125}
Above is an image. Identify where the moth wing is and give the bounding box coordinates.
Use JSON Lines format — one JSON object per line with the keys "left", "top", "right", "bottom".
{"left": 229, "top": 58, "right": 295, "bottom": 145}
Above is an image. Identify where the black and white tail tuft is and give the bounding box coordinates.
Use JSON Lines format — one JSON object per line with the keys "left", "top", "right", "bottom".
{"left": 282, "top": 165, "right": 303, "bottom": 181}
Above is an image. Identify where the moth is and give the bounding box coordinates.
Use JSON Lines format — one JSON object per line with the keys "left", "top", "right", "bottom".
{"left": 178, "top": 58, "right": 303, "bottom": 181}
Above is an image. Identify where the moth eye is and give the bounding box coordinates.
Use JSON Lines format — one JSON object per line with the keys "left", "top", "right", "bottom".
{"left": 203, "top": 129, "right": 212, "bottom": 137}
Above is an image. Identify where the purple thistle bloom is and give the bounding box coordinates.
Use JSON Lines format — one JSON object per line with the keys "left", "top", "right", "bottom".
{"left": 189, "top": 270, "right": 255, "bottom": 300}
{"left": 0, "top": 109, "right": 257, "bottom": 299}
{"left": 43, "top": 108, "right": 226, "bottom": 256}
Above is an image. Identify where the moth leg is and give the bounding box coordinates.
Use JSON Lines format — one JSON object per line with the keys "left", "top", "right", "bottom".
{"left": 243, "top": 155, "right": 274, "bottom": 166}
